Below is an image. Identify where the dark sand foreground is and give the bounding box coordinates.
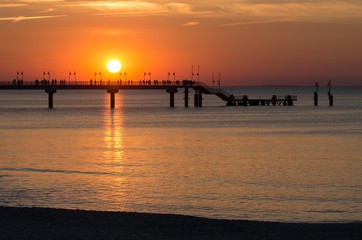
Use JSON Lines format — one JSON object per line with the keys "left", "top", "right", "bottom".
{"left": 1, "top": 206, "right": 361, "bottom": 240}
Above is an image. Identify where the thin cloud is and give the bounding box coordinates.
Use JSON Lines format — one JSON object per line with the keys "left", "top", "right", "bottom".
{"left": 0, "top": 3, "right": 27, "bottom": 8}
{"left": 183, "top": 21, "right": 200, "bottom": 27}
{"left": 38, "top": 8, "right": 56, "bottom": 13}
{"left": 65, "top": 1, "right": 198, "bottom": 16}
{"left": 12, "top": 0, "right": 63, "bottom": 2}
{"left": 66, "top": 1, "right": 163, "bottom": 12}
{"left": 221, "top": 1, "right": 362, "bottom": 23}
{"left": 0, "top": 15, "right": 66, "bottom": 22}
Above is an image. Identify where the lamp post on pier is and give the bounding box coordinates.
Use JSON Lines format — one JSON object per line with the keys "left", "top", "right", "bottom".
{"left": 191, "top": 65, "right": 194, "bottom": 81}
{"left": 218, "top": 72, "right": 221, "bottom": 92}
{"left": 212, "top": 72, "right": 215, "bottom": 89}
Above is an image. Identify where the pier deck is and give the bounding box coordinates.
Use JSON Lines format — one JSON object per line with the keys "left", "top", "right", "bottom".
{"left": 0, "top": 80, "right": 297, "bottom": 108}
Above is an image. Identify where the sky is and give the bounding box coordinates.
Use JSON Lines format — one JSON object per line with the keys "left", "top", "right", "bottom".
{"left": 1, "top": 0, "right": 362, "bottom": 86}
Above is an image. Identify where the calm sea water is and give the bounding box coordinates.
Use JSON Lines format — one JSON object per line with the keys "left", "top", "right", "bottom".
{"left": 0, "top": 86, "right": 361, "bottom": 223}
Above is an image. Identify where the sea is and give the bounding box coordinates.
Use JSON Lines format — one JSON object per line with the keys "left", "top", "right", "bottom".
{"left": 0, "top": 86, "right": 361, "bottom": 223}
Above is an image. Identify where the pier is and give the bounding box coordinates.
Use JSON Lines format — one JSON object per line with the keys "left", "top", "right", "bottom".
{"left": 0, "top": 80, "right": 297, "bottom": 108}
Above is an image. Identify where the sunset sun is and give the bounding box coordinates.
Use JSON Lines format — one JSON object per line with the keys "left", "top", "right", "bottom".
{"left": 107, "top": 60, "right": 122, "bottom": 73}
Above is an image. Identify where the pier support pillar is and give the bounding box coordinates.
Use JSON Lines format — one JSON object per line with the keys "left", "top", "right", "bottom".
{"left": 166, "top": 88, "right": 178, "bottom": 107}
{"left": 45, "top": 88, "right": 57, "bottom": 109}
{"left": 198, "top": 92, "right": 203, "bottom": 107}
{"left": 194, "top": 93, "right": 199, "bottom": 107}
{"left": 107, "top": 88, "right": 119, "bottom": 108}
{"left": 184, "top": 87, "right": 189, "bottom": 107}
{"left": 170, "top": 92, "right": 175, "bottom": 107}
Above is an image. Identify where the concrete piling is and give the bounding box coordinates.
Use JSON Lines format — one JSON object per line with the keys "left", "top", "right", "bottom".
{"left": 107, "top": 88, "right": 119, "bottom": 108}
{"left": 45, "top": 88, "right": 57, "bottom": 109}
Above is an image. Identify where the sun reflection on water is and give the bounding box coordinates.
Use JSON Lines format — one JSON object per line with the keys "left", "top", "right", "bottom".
{"left": 103, "top": 107, "right": 124, "bottom": 163}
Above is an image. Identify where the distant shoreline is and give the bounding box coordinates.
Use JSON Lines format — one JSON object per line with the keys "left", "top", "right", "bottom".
{"left": 1, "top": 206, "right": 361, "bottom": 240}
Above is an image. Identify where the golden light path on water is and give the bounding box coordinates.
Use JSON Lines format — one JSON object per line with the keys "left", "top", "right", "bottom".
{"left": 104, "top": 109, "right": 124, "bottom": 163}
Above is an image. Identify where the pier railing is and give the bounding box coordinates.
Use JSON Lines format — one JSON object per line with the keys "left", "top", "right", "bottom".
{"left": 0, "top": 80, "right": 192, "bottom": 87}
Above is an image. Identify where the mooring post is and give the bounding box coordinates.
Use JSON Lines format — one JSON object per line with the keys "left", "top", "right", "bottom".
{"left": 45, "top": 88, "right": 57, "bottom": 109}
{"left": 328, "top": 80, "right": 333, "bottom": 106}
{"left": 166, "top": 87, "right": 178, "bottom": 107}
{"left": 329, "top": 94, "right": 334, "bottom": 106}
{"left": 184, "top": 87, "right": 189, "bottom": 107}
{"left": 314, "top": 92, "right": 318, "bottom": 106}
{"left": 107, "top": 88, "right": 119, "bottom": 108}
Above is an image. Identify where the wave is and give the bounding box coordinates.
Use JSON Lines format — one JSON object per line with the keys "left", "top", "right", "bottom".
{"left": 0, "top": 167, "right": 115, "bottom": 176}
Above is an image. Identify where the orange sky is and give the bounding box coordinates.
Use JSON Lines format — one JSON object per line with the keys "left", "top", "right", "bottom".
{"left": 1, "top": 0, "right": 362, "bottom": 86}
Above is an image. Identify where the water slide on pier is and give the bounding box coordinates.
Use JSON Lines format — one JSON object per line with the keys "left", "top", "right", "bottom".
{"left": 195, "top": 83, "right": 232, "bottom": 102}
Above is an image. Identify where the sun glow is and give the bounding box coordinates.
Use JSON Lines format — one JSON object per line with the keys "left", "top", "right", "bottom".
{"left": 107, "top": 60, "right": 122, "bottom": 73}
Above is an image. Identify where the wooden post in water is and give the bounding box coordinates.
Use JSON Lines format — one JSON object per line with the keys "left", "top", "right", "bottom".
{"left": 328, "top": 80, "right": 333, "bottom": 106}
{"left": 314, "top": 82, "right": 319, "bottom": 106}
{"left": 107, "top": 88, "right": 119, "bottom": 108}
{"left": 45, "top": 88, "right": 57, "bottom": 109}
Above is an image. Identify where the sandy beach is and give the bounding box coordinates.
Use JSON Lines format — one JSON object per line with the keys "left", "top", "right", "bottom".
{"left": 1, "top": 206, "right": 361, "bottom": 240}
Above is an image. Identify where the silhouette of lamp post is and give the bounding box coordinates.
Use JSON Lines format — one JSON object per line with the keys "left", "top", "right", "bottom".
{"left": 191, "top": 65, "right": 194, "bottom": 81}
{"left": 218, "top": 72, "right": 221, "bottom": 92}
{"left": 212, "top": 72, "right": 215, "bottom": 89}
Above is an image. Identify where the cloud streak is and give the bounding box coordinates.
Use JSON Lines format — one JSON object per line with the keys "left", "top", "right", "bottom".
{"left": 0, "top": 15, "right": 65, "bottom": 22}
{"left": 0, "top": 3, "right": 27, "bottom": 8}
{"left": 183, "top": 21, "right": 200, "bottom": 27}
{"left": 65, "top": 1, "right": 195, "bottom": 16}
{"left": 221, "top": 1, "right": 362, "bottom": 23}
